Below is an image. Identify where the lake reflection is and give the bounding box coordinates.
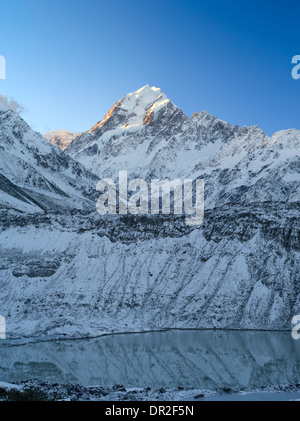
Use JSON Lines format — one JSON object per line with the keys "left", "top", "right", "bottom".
{"left": 0, "top": 330, "right": 299, "bottom": 388}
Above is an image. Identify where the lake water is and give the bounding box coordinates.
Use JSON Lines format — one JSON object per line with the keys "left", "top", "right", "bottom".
{"left": 0, "top": 329, "right": 299, "bottom": 389}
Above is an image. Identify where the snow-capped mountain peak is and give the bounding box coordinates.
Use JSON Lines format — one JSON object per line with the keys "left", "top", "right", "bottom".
{"left": 65, "top": 85, "right": 187, "bottom": 174}
{"left": 44, "top": 130, "right": 84, "bottom": 150}
{"left": 89, "top": 84, "right": 171, "bottom": 134}
{"left": 122, "top": 84, "right": 169, "bottom": 111}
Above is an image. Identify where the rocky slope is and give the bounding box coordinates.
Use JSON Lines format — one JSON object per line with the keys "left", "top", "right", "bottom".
{"left": 0, "top": 201, "right": 299, "bottom": 338}
{"left": 1, "top": 380, "right": 299, "bottom": 401}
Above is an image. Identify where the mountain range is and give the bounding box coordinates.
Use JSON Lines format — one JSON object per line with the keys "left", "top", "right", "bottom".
{"left": 47, "top": 85, "right": 300, "bottom": 208}
{"left": 0, "top": 85, "right": 299, "bottom": 339}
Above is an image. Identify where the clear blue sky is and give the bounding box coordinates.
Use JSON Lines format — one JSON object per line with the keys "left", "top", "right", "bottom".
{"left": 0, "top": 0, "right": 299, "bottom": 136}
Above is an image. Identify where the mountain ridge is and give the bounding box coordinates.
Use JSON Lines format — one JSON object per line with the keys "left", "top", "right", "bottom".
{"left": 0, "top": 100, "right": 98, "bottom": 213}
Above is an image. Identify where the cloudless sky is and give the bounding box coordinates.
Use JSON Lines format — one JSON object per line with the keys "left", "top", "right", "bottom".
{"left": 0, "top": 0, "right": 299, "bottom": 135}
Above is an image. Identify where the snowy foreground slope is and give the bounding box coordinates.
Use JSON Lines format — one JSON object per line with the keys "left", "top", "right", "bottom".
{"left": 0, "top": 87, "right": 300, "bottom": 339}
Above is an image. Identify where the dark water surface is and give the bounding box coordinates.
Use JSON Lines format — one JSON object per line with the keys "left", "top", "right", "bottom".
{"left": 0, "top": 330, "right": 299, "bottom": 389}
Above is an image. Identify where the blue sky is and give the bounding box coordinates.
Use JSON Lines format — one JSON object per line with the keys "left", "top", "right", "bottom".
{"left": 0, "top": 0, "right": 299, "bottom": 135}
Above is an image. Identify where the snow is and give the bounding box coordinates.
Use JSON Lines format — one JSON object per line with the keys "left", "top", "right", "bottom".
{"left": 0, "top": 381, "right": 22, "bottom": 391}
{"left": 44, "top": 130, "right": 83, "bottom": 150}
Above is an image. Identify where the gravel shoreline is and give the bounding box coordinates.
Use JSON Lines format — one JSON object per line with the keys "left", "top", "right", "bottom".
{"left": 0, "top": 380, "right": 300, "bottom": 401}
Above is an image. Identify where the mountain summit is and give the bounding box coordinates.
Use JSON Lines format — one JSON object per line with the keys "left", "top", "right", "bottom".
{"left": 65, "top": 85, "right": 187, "bottom": 178}
{"left": 89, "top": 85, "right": 172, "bottom": 133}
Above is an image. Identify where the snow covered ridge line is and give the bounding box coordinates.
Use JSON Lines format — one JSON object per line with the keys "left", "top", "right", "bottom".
{"left": 96, "top": 171, "right": 205, "bottom": 226}
{"left": 0, "top": 55, "right": 5, "bottom": 79}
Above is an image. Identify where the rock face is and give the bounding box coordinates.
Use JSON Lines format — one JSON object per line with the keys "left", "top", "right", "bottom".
{"left": 0, "top": 86, "right": 299, "bottom": 339}
{"left": 44, "top": 130, "right": 84, "bottom": 150}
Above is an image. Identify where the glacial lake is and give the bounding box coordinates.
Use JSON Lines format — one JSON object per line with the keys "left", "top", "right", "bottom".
{"left": 0, "top": 329, "right": 299, "bottom": 389}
